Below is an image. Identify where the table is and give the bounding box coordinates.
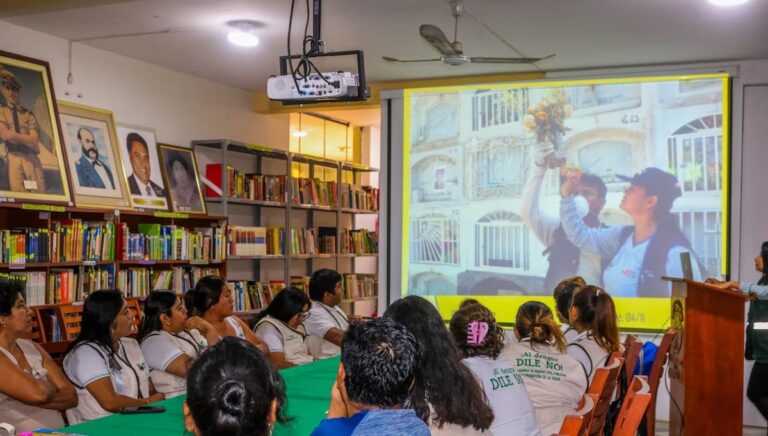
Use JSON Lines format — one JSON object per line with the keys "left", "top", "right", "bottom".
{"left": 63, "top": 356, "right": 339, "bottom": 435}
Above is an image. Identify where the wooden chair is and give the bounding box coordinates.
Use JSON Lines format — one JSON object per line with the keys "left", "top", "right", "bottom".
{"left": 623, "top": 334, "right": 642, "bottom": 382}
{"left": 586, "top": 352, "right": 624, "bottom": 436}
{"left": 614, "top": 375, "right": 652, "bottom": 436}
{"left": 556, "top": 393, "right": 600, "bottom": 436}
{"left": 642, "top": 328, "right": 677, "bottom": 436}
{"left": 58, "top": 304, "right": 84, "bottom": 341}
{"left": 125, "top": 298, "right": 143, "bottom": 334}
{"left": 27, "top": 308, "right": 45, "bottom": 343}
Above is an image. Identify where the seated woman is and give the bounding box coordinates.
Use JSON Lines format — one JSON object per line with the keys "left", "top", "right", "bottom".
{"left": 63, "top": 290, "right": 164, "bottom": 423}
{"left": 450, "top": 300, "right": 541, "bottom": 436}
{"left": 0, "top": 280, "right": 77, "bottom": 432}
{"left": 184, "top": 336, "right": 289, "bottom": 436}
{"left": 504, "top": 301, "right": 588, "bottom": 435}
{"left": 566, "top": 285, "right": 621, "bottom": 384}
{"left": 185, "top": 275, "right": 267, "bottom": 353}
{"left": 553, "top": 276, "right": 586, "bottom": 341}
{"left": 253, "top": 287, "right": 314, "bottom": 369}
{"left": 138, "top": 290, "right": 220, "bottom": 398}
{"left": 383, "top": 296, "right": 494, "bottom": 436}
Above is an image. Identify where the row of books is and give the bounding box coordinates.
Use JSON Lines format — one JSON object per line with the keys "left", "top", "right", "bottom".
{"left": 52, "top": 220, "right": 115, "bottom": 263}
{"left": 229, "top": 280, "right": 286, "bottom": 312}
{"left": 205, "top": 164, "right": 287, "bottom": 203}
{"left": 121, "top": 223, "right": 226, "bottom": 261}
{"left": 342, "top": 274, "right": 378, "bottom": 300}
{"left": 289, "top": 227, "right": 379, "bottom": 256}
{"left": 228, "top": 226, "right": 284, "bottom": 256}
{"left": 291, "top": 178, "right": 338, "bottom": 208}
{"left": 48, "top": 267, "right": 113, "bottom": 305}
{"left": 340, "top": 183, "right": 379, "bottom": 211}
{"left": 118, "top": 266, "right": 221, "bottom": 297}
{"left": 341, "top": 229, "right": 378, "bottom": 255}
{"left": 1, "top": 228, "right": 48, "bottom": 264}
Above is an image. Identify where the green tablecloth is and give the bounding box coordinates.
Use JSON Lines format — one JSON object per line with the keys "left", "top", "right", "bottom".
{"left": 63, "top": 356, "right": 340, "bottom": 436}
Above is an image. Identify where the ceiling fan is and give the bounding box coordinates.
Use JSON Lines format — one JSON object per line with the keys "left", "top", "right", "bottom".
{"left": 383, "top": 0, "right": 553, "bottom": 66}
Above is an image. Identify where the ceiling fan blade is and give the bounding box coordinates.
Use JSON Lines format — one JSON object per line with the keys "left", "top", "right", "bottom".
{"left": 470, "top": 54, "right": 555, "bottom": 64}
{"left": 419, "top": 24, "right": 458, "bottom": 56}
{"left": 382, "top": 56, "right": 441, "bottom": 63}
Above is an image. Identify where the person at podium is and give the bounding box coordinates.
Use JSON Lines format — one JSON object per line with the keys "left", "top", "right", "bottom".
{"left": 708, "top": 241, "right": 768, "bottom": 421}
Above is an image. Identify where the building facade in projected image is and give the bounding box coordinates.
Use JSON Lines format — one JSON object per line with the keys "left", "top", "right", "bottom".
{"left": 407, "top": 78, "right": 725, "bottom": 298}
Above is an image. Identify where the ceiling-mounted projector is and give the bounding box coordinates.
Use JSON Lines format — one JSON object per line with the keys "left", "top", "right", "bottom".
{"left": 267, "top": 72, "right": 364, "bottom": 101}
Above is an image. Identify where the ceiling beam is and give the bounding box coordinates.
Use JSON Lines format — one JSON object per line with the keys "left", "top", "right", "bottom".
{"left": 0, "top": 0, "right": 140, "bottom": 18}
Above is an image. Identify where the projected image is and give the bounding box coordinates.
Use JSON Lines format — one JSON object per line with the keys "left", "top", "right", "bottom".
{"left": 405, "top": 77, "right": 727, "bottom": 299}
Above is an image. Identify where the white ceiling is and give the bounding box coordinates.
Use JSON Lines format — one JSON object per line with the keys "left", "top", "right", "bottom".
{"left": 4, "top": 0, "right": 768, "bottom": 92}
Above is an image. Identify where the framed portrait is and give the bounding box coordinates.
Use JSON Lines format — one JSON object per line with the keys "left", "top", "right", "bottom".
{"left": 0, "top": 50, "right": 72, "bottom": 204}
{"left": 158, "top": 143, "right": 207, "bottom": 215}
{"left": 58, "top": 102, "right": 131, "bottom": 209}
{"left": 116, "top": 124, "right": 169, "bottom": 210}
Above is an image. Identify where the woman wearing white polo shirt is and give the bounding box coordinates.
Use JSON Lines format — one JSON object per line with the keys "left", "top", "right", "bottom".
{"left": 253, "top": 287, "right": 314, "bottom": 368}
{"left": 138, "top": 290, "right": 220, "bottom": 398}
{"left": 304, "top": 269, "right": 349, "bottom": 359}
{"left": 505, "top": 301, "right": 588, "bottom": 435}
{"left": 63, "top": 290, "right": 164, "bottom": 424}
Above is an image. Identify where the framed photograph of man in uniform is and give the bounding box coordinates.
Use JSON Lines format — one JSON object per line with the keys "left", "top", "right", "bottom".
{"left": 58, "top": 102, "right": 131, "bottom": 209}
{"left": 157, "top": 144, "right": 207, "bottom": 215}
{"left": 116, "top": 125, "right": 169, "bottom": 210}
{"left": 0, "top": 50, "right": 71, "bottom": 204}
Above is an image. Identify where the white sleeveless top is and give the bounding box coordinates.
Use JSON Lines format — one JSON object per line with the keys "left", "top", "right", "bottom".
{"left": 462, "top": 355, "right": 542, "bottom": 436}
{"left": 0, "top": 339, "right": 65, "bottom": 432}
{"left": 255, "top": 315, "right": 314, "bottom": 366}
{"left": 566, "top": 331, "right": 610, "bottom": 384}
{"left": 64, "top": 338, "right": 150, "bottom": 424}
{"left": 140, "top": 330, "right": 207, "bottom": 398}
{"left": 225, "top": 316, "right": 245, "bottom": 338}
{"left": 505, "top": 340, "right": 588, "bottom": 435}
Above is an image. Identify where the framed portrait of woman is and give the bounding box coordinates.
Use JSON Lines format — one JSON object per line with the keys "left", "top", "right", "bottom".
{"left": 58, "top": 102, "right": 132, "bottom": 209}
{"left": 157, "top": 143, "right": 207, "bottom": 215}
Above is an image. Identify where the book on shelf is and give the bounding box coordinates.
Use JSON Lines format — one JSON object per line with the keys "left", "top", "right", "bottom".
{"left": 290, "top": 228, "right": 318, "bottom": 256}
{"left": 121, "top": 223, "right": 225, "bottom": 261}
{"left": 51, "top": 219, "right": 115, "bottom": 263}
{"left": 340, "top": 184, "right": 379, "bottom": 211}
{"left": 289, "top": 276, "right": 310, "bottom": 294}
{"left": 1, "top": 271, "right": 46, "bottom": 306}
{"left": 48, "top": 266, "right": 114, "bottom": 304}
{"left": 228, "top": 280, "right": 285, "bottom": 312}
{"left": 119, "top": 266, "right": 221, "bottom": 297}
{"left": 205, "top": 164, "right": 286, "bottom": 203}
{"left": 342, "top": 273, "right": 378, "bottom": 300}
{"left": 317, "top": 227, "right": 337, "bottom": 254}
{"left": 290, "top": 178, "right": 338, "bottom": 208}
{"left": 2, "top": 228, "right": 50, "bottom": 265}
{"left": 228, "top": 225, "right": 268, "bottom": 256}
{"left": 340, "top": 228, "right": 378, "bottom": 255}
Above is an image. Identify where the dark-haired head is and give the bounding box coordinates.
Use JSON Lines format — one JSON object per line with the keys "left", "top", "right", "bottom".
{"left": 553, "top": 276, "right": 586, "bottom": 324}
{"left": 514, "top": 301, "right": 566, "bottom": 352}
{"left": 0, "top": 279, "right": 31, "bottom": 339}
{"left": 449, "top": 300, "right": 505, "bottom": 359}
{"left": 570, "top": 285, "right": 620, "bottom": 353}
{"left": 757, "top": 242, "right": 768, "bottom": 286}
{"left": 188, "top": 276, "right": 232, "bottom": 320}
{"left": 308, "top": 269, "right": 342, "bottom": 305}
{"left": 69, "top": 290, "right": 130, "bottom": 353}
{"left": 253, "top": 288, "right": 310, "bottom": 328}
{"left": 126, "top": 132, "right": 148, "bottom": 153}
{"left": 184, "top": 337, "right": 288, "bottom": 436}
{"left": 384, "top": 296, "right": 493, "bottom": 430}
{"left": 340, "top": 317, "right": 418, "bottom": 408}
{"left": 138, "top": 290, "right": 186, "bottom": 341}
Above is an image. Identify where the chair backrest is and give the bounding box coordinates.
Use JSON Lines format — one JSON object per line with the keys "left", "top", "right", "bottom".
{"left": 125, "top": 298, "right": 143, "bottom": 333}
{"left": 557, "top": 393, "right": 600, "bottom": 436}
{"left": 614, "top": 375, "right": 652, "bottom": 436}
{"left": 58, "top": 304, "right": 84, "bottom": 341}
{"left": 586, "top": 351, "right": 624, "bottom": 436}
{"left": 623, "top": 334, "right": 642, "bottom": 381}
{"left": 27, "top": 308, "right": 45, "bottom": 343}
{"left": 644, "top": 328, "right": 677, "bottom": 436}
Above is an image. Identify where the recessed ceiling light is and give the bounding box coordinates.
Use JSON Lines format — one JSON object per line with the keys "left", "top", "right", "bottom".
{"left": 709, "top": 0, "right": 749, "bottom": 6}
{"left": 227, "top": 20, "right": 261, "bottom": 47}
{"left": 292, "top": 131, "right": 308, "bottom": 138}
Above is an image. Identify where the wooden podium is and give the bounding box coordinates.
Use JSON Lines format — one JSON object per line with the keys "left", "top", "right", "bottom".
{"left": 665, "top": 278, "right": 751, "bottom": 436}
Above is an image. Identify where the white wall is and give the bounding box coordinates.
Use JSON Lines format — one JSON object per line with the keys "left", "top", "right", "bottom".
{"left": 0, "top": 20, "right": 289, "bottom": 149}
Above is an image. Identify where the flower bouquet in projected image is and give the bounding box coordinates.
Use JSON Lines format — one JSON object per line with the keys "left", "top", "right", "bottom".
{"left": 522, "top": 88, "right": 572, "bottom": 169}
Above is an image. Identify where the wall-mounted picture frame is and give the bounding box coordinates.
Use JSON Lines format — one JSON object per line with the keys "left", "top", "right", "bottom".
{"left": 158, "top": 143, "right": 207, "bottom": 215}
{"left": 0, "top": 50, "right": 72, "bottom": 205}
{"left": 116, "top": 124, "right": 169, "bottom": 210}
{"left": 58, "top": 102, "right": 132, "bottom": 209}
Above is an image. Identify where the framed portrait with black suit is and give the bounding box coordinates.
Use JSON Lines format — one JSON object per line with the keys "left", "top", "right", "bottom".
{"left": 158, "top": 143, "right": 207, "bottom": 215}
{"left": 59, "top": 102, "right": 131, "bottom": 209}
{"left": 0, "top": 50, "right": 72, "bottom": 205}
{"left": 116, "top": 124, "right": 169, "bottom": 210}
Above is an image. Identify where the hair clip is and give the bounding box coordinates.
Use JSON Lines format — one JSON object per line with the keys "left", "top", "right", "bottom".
{"left": 467, "top": 321, "right": 489, "bottom": 346}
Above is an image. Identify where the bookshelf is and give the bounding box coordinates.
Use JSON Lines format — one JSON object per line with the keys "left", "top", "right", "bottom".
{"left": 192, "top": 139, "right": 379, "bottom": 316}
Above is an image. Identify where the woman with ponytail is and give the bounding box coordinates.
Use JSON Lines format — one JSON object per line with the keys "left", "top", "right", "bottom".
{"left": 504, "top": 301, "right": 588, "bottom": 434}
{"left": 450, "top": 300, "right": 541, "bottom": 436}
{"left": 566, "top": 285, "right": 621, "bottom": 383}
{"left": 184, "top": 336, "right": 289, "bottom": 436}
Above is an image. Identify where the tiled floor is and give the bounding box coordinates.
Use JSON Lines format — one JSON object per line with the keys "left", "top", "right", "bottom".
{"left": 655, "top": 421, "right": 766, "bottom": 435}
